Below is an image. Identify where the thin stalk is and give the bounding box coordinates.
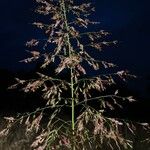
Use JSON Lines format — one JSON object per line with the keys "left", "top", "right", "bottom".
{"left": 61, "top": 0, "right": 75, "bottom": 149}
{"left": 61, "top": 0, "right": 72, "bottom": 56}
{"left": 71, "top": 68, "right": 75, "bottom": 133}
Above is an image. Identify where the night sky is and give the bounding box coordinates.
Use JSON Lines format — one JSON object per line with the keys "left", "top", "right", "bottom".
{"left": 0, "top": 0, "right": 150, "bottom": 97}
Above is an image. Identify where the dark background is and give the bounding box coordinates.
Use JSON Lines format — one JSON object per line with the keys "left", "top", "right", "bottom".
{"left": 0, "top": 0, "right": 149, "bottom": 119}
{"left": 0, "top": 0, "right": 149, "bottom": 73}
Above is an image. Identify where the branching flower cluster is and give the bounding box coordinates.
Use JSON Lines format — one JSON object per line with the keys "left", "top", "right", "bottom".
{"left": 0, "top": 0, "right": 150, "bottom": 150}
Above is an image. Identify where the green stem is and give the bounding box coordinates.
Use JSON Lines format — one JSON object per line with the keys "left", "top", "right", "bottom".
{"left": 71, "top": 68, "right": 75, "bottom": 132}
{"left": 61, "top": 0, "right": 72, "bottom": 56}
{"left": 61, "top": 0, "right": 75, "bottom": 149}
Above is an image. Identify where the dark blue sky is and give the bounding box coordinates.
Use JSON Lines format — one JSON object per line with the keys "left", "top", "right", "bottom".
{"left": 0, "top": 0, "right": 150, "bottom": 77}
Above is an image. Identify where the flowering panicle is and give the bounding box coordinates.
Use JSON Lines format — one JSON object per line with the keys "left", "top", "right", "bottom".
{"left": 1, "top": 0, "right": 149, "bottom": 150}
